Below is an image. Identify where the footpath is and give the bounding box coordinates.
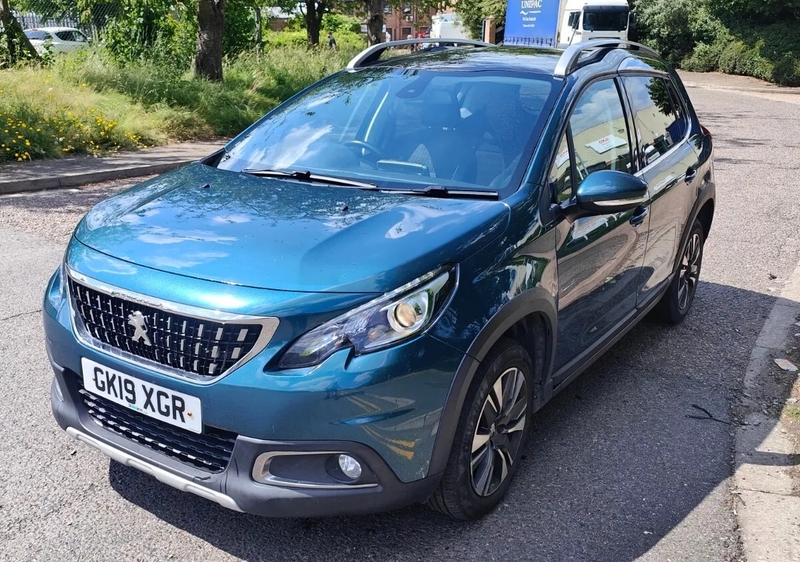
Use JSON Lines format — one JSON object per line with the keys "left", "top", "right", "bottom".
{"left": 737, "top": 261, "right": 800, "bottom": 561}
{"left": 0, "top": 140, "right": 224, "bottom": 195}
{"left": 678, "top": 70, "right": 800, "bottom": 96}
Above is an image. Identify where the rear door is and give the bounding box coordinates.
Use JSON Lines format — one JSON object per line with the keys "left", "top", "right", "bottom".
{"left": 551, "top": 78, "right": 649, "bottom": 378}
{"left": 619, "top": 74, "right": 699, "bottom": 305}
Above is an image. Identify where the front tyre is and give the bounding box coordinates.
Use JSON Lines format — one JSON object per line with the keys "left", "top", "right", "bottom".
{"left": 427, "top": 338, "right": 533, "bottom": 520}
{"left": 655, "top": 220, "right": 705, "bottom": 324}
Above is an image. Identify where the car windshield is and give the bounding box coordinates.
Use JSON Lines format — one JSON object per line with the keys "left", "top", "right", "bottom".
{"left": 583, "top": 7, "right": 628, "bottom": 31}
{"left": 217, "top": 67, "right": 556, "bottom": 194}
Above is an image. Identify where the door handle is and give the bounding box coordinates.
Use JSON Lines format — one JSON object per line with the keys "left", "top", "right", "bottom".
{"left": 630, "top": 205, "right": 649, "bottom": 228}
{"left": 684, "top": 167, "right": 698, "bottom": 183}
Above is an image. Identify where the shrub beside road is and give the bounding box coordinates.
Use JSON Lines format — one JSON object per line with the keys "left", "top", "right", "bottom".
{"left": 633, "top": 0, "right": 800, "bottom": 86}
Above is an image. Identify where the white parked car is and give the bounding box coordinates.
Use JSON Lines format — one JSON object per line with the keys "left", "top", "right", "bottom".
{"left": 24, "top": 27, "right": 90, "bottom": 55}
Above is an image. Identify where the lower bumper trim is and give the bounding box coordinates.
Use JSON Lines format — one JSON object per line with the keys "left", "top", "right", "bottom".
{"left": 66, "top": 426, "right": 243, "bottom": 512}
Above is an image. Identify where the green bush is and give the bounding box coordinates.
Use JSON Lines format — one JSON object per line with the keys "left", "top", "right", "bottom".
{"left": 322, "top": 14, "right": 362, "bottom": 35}
{"left": 682, "top": 23, "right": 800, "bottom": 86}
{"left": 636, "top": 0, "right": 800, "bottom": 86}
{"left": 683, "top": 42, "right": 724, "bottom": 72}
{"left": 635, "top": 0, "right": 725, "bottom": 64}
{"left": 262, "top": 30, "right": 308, "bottom": 49}
{"left": 102, "top": 0, "right": 193, "bottom": 67}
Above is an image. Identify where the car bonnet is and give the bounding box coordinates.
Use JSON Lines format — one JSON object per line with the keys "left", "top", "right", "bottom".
{"left": 73, "top": 163, "right": 510, "bottom": 293}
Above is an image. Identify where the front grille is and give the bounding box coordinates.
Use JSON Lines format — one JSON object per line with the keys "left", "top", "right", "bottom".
{"left": 69, "top": 279, "right": 262, "bottom": 379}
{"left": 77, "top": 374, "right": 237, "bottom": 472}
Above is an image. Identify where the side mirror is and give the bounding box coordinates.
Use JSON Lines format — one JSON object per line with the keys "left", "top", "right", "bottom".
{"left": 575, "top": 170, "right": 648, "bottom": 214}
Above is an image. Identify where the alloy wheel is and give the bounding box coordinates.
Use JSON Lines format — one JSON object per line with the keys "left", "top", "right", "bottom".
{"left": 677, "top": 232, "right": 702, "bottom": 310}
{"left": 470, "top": 367, "right": 528, "bottom": 497}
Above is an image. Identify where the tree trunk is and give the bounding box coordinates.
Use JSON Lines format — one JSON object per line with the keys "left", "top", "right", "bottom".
{"left": 303, "top": 0, "right": 325, "bottom": 47}
{"left": 367, "top": 0, "right": 384, "bottom": 45}
{"left": 195, "top": 0, "right": 226, "bottom": 82}
{"left": 0, "top": 0, "right": 41, "bottom": 63}
{"left": 253, "top": 6, "right": 262, "bottom": 55}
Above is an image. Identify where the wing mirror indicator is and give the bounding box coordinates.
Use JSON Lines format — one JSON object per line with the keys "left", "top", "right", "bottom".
{"left": 575, "top": 170, "right": 649, "bottom": 214}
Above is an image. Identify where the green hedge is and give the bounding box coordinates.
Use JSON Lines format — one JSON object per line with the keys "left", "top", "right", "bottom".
{"left": 635, "top": 0, "right": 800, "bottom": 86}
{"left": 683, "top": 23, "right": 800, "bottom": 86}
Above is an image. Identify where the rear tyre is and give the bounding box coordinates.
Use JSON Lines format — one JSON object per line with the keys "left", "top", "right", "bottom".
{"left": 654, "top": 220, "right": 705, "bottom": 325}
{"left": 426, "top": 338, "right": 533, "bottom": 520}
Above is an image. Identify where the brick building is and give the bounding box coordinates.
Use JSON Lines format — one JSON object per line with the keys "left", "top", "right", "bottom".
{"left": 383, "top": 3, "right": 436, "bottom": 41}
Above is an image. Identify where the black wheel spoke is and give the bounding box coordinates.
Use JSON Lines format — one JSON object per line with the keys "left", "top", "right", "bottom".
{"left": 473, "top": 447, "right": 494, "bottom": 495}
{"left": 499, "top": 397, "right": 526, "bottom": 428}
{"left": 676, "top": 232, "right": 702, "bottom": 311}
{"left": 470, "top": 367, "right": 528, "bottom": 497}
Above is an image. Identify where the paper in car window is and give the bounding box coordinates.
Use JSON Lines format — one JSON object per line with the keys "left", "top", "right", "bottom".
{"left": 555, "top": 149, "right": 570, "bottom": 168}
{"left": 586, "top": 135, "right": 627, "bottom": 154}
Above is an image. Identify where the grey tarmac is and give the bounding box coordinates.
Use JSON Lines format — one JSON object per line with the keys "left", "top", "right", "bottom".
{"left": 1, "top": 83, "right": 799, "bottom": 562}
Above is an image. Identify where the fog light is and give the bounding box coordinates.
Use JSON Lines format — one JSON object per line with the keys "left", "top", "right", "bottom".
{"left": 338, "top": 454, "right": 362, "bottom": 480}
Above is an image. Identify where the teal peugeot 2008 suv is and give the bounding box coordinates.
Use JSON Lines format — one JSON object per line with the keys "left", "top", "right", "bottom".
{"left": 44, "top": 39, "right": 715, "bottom": 520}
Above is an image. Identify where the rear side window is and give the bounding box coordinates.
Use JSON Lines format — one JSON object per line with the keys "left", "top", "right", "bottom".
{"left": 622, "top": 76, "right": 687, "bottom": 167}
{"left": 24, "top": 30, "right": 48, "bottom": 40}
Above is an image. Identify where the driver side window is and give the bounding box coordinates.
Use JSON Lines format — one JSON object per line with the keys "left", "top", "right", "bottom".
{"left": 570, "top": 79, "right": 632, "bottom": 183}
{"left": 549, "top": 79, "right": 633, "bottom": 203}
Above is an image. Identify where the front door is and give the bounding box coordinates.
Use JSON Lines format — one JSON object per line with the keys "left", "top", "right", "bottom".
{"left": 551, "top": 78, "right": 650, "bottom": 378}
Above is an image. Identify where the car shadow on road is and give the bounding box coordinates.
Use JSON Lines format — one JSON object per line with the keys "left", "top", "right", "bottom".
{"left": 108, "top": 280, "right": 793, "bottom": 561}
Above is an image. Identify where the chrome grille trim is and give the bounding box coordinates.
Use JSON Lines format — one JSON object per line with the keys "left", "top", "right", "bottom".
{"left": 67, "top": 267, "right": 279, "bottom": 385}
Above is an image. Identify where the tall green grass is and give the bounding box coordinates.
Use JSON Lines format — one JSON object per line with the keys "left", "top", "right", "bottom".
{"left": 0, "top": 44, "right": 358, "bottom": 163}
{"left": 56, "top": 47, "right": 357, "bottom": 138}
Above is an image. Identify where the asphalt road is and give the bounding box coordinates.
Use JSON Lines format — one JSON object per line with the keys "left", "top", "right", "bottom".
{"left": 1, "top": 85, "right": 799, "bottom": 562}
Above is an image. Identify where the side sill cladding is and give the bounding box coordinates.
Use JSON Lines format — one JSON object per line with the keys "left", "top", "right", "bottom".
{"left": 428, "top": 287, "right": 557, "bottom": 476}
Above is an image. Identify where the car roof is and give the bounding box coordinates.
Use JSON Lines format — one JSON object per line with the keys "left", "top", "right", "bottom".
{"left": 28, "top": 27, "right": 82, "bottom": 33}
{"left": 366, "top": 44, "right": 666, "bottom": 78}
{"left": 370, "top": 46, "right": 564, "bottom": 76}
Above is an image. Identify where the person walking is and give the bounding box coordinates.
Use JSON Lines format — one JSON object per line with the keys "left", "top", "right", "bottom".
{"left": 327, "top": 31, "right": 337, "bottom": 51}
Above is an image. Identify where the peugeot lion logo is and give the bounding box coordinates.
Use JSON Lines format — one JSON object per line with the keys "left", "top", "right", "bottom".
{"left": 127, "top": 311, "right": 152, "bottom": 346}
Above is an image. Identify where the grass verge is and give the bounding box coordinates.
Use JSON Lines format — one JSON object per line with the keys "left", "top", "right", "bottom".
{"left": 0, "top": 45, "right": 358, "bottom": 164}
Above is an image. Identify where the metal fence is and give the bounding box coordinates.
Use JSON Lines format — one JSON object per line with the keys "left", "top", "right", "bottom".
{"left": 4, "top": 1, "right": 126, "bottom": 40}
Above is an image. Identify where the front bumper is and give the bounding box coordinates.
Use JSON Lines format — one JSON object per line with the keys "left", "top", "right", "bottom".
{"left": 50, "top": 365, "right": 441, "bottom": 517}
{"left": 44, "top": 256, "right": 463, "bottom": 517}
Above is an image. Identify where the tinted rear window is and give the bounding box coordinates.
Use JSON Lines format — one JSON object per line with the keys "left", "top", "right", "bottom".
{"left": 622, "top": 76, "right": 686, "bottom": 166}
{"left": 24, "top": 30, "right": 48, "bottom": 40}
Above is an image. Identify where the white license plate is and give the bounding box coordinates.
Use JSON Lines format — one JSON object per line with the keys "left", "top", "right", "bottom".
{"left": 81, "top": 357, "right": 202, "bottom": 433}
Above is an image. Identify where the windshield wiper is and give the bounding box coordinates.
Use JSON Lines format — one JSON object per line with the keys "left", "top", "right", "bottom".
{"left": 241, "top": 168, "right": 378, "bottom": 189}
{"left": 390, "top": 186, "right": 499, "bottom": 199}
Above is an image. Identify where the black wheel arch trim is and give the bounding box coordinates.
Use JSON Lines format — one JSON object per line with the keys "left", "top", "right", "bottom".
{"left": 429, "top": 286, "right": 558, "bottom": 476}
{"left": 673, "top": 181, "right": 715, "bottom": 274}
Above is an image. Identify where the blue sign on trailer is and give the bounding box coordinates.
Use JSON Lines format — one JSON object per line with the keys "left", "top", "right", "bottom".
{"left": 504, "top": 0, "right": 561, "bottom": 47}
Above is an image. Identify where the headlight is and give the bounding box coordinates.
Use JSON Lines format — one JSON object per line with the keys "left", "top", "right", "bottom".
{"left": 278, "top": 267, "right": 456, "bottom": 369}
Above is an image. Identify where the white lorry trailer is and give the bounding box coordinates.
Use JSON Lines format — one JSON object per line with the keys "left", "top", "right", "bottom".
{"left": 557, "top": 0, "right": 632, "bottom": 47}
{"left": 430, "top": 13, "right": 471, "bottom": 40}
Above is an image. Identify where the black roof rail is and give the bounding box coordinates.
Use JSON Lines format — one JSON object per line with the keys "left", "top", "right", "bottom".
{"left": 346, "top": 38, "right": 493, "bottom": 70}
{"left": 554, "top": 40, "right": 661, "bottom": 78}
